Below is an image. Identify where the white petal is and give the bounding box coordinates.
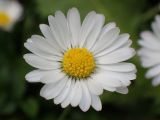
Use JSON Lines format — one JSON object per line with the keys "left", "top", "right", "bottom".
{"left": 97, "top": 62, "right": 136, "bottom": 72}
{"left": 40, "top": 77, "right": 67, "bottom": 100}
{"left": 24, "top": 43, "right": 61, "bottom": 62}
{"left": 151, "top": 22, "right": 160, "bottom": 39}
{"left": 6, "top": 1, "right": 23, "bottom": 22}
{"left": 152, "top": 76, "right": 160, "bottom": 86}
{"left": 94, "top": 71, "right": 136, "bottom": 87}
{"left": 120, "top": 79, "right": 131, "bottom": 86}
{"left": 91, "top": 94, "right": 102, "bottom": 111}
{"left": 23, "top": 54, "right": 60, "bottom": 70}
{"left": 116, "top": 87, "right": 128, "bottom": 94}
{"left": 70, "top": 80, "right": 82, "bottom": 107}
{"left": 100, "top": 22, "right": 116, "bottom": 38}
{"left": 91, "top": 28, "right": 120, "bottom": 54}
{"left": 48, "top": 15, "right": 67, "bottom": 51}
{"left": 0, "top": 1, "right": 9, "bottom": 11}
{"left": 123, "top": 39, "right": 132, "bottom": 48}
{"left": 25, "top": 70, "right": 48, "bottom": 82}
{"left": 140, "top": 31, "right": 160, "bottom": 49}
{"left": 97, "top": 48, "right": 135, "bottom": 64}
{"left": 155, "top": 15, "right": 160, "bottom": 27}
{"left": 146, "top": 65, "right": 160, "bottom": 78}
{"left": 54, "top": 11, "right": 72, "bottom": 48}
{"left": 138, "top": 40, "right": 160, "bottom": 51}
{"left": 79, "top": 11, "right": 96, "bottom": 47}
{"left": 93, "top": 72, "right": 122, "bottom": 87}
{"left": 138, "top": 48, "right": 160, "bottom": 59}
{"left": 101, "top": 70, "right": 136, "bottom": 81}
{"left": 24, "top": 35, "right": 62, "bottom": 60}
{"left": 79, "top": 80, "right": 91, "bottom": 112}
{"left": 95, "top": 33, "right": 130, "bottom": 57}
{"left": 84, "top": 14, "right": 105, "bottom": 50}
{"left": 138, "top": 49, "right": 160, "bottom": 67}
{"left": 87, "top": 78, "right": 103, "bottom": 95}
{"left": 54, "top": 78, "right": 72, "bottom": 104}
{"left": 39, "top": 24, "right": 62, "bottom": 52}
{"left": 40, "top": 69, "right": 66, "bottom": 84}
{"left": 67, "top": 7, "right": 81, "bottom": 47}
{"left": 140, "top": 57, "right": 160, "bottom": 68}
{"left": 101, "top": 84, "right": 116, "bottom": 92}
{"left": 61, "top": 80, "right": 76, "bottom": 108}
{"left": 91, "top": 76, "right": 116, "bottom": 92}
{"left": 39, "top": 24, "right": 53, "bottom": 40}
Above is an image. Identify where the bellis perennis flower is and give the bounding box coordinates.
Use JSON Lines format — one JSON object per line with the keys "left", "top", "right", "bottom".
{"left": 138, "top": 15, "right": 160, "bottom": 86}
{"left": 24, "top": 8, "right": 136, "bottom": 112}
{"left": 0, "top": 0, "right": 23, "bottom": 31}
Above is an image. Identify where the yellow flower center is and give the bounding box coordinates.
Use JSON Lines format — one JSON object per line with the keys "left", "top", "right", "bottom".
{"left": 62, "top": 48, "right": 95, "bottom": 79}
{"left": 0, "top": 12, "right": 11, "bottom": 26}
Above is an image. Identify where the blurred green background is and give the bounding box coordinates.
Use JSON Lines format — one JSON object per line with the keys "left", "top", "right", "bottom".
{"left": 0, "top": 0, "right": 160, "bottom": 120}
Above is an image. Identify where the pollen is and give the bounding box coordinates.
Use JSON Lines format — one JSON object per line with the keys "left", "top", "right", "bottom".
{"left": 62, "top": 48, "right": 95, "bottom": 79}
{"left": 0, "top": 12, "right": 11, "bottom": 26}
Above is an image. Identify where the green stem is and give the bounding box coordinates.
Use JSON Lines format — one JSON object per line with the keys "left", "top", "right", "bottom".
{"left": 140, "top": 4, "right": 160, "bottom": 23}
{"left": 58, "top": 107, "right": 71, "bottom": 120}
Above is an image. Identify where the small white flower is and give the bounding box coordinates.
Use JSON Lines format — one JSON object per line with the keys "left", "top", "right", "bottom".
{"left": 138, "top": 15, "right": 160, "bottom": 86}
{"left": 0, "top": 0, "right": 23, "bottom": 31}
{"left": 24, "top": 8, "right": 136, "bottom": 112}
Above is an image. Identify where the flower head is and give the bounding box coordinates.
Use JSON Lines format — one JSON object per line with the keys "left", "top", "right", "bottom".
{"left": 0, "top": 0, "right": 23, "bottom": 31}
{"left": 24, "top": 8, "right": 136, "bottom": 112}
{"left": 138, "top": 15, "right": 160, "bottom": 86}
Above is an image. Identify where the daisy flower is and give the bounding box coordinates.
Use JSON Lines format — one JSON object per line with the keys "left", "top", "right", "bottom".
{"left": 138, "top": 15, "right": 160, "bottom": 86}
{"left": 0, "top": 0, "right": 23, "bottom": 31}
{"left": 24, "top": 8, "right": 136, "bottom": 112}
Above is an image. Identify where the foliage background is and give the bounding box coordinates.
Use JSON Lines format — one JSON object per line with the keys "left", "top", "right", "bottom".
{"left": 0, "top": 0, "right": 160, "bottom": 119}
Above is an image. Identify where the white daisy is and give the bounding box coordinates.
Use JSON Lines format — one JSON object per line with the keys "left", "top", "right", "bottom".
{"left": 0, "top": 0, "right": 23, "bottom": 31}
{"left": 138, "top": 15, "right": 160, "bottom": 86}
{"left": 24, "top": 8, "right": 136, "bottom": 112}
